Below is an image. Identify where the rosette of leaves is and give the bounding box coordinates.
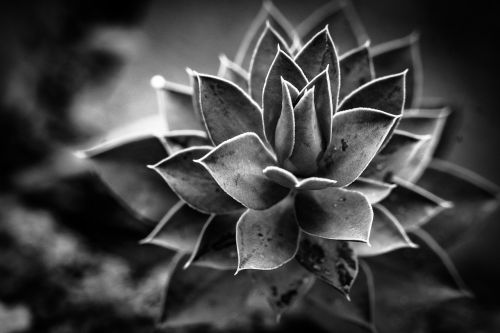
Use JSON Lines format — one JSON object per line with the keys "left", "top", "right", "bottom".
{"left": 78, "top": 1, "right": 499, "bottom": 332}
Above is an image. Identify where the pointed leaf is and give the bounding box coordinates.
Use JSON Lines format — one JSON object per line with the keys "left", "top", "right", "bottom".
{"left": 249, "top": 23, "right": 289, "bottom": 103}
{"left": 362, "top": 130, "right": 430, "bottom": 182}
{"left": 418, "top": 159, "right": 500, "bottom": 249}
{"left": 295, "top": 187, "right": 373, "bottom": 241}
{"left": 319, "top": 108, "right": 399, "bottom": 187}
{"left": 151, "top": 147, "right": 243, "bottom": 214}
{"left": 263, "top": 166, "right": 337, "bottom": 190}
{"left": 372, "top": 33, "right": 422, "bottom": 108}
{"left": 274, "top": 79, "right": 295, "bottom": 163}
{"left": 217, "top": 54, "right": 249, "bottom": 91}
{"left": 296, "top": 232, "right": 358, "bottom": 295}
{"left": 263, "top": 49, "right": 308, "bottom": 145}
{"left": 165, "top": 130, "right": 211, "bottom": 152}
{"left": 346, "top": 177, "right": 395, "bottom": 204}
{"left": 352, "top": 204, "right": 416, "bottom": 257}
{"left": 339, "top": 72, "right": 407, "bottom": 116}
{"left": 339, "top": 42, "right": 375, "bottom": 100}
{"left": 196, "top": 133, "right": 289, "bottom": 210}
{"left": 161, "top": 255, "right": 252, "bottom": 327}
{"left": 141, "top": 202, "right": 208, "bottom": 253}
{"left": 236, "top": 196, "right": 299, "bottom": 271}
{"left": 197, "top": 74, "right": 267, "bottom": 146}
{"left": 186, "top": 213, "right": 240, "bottom": 270}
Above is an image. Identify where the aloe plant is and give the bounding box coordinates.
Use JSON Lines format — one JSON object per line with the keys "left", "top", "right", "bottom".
{"left": 78, "top": 1, "right": 499, "bottom": 332}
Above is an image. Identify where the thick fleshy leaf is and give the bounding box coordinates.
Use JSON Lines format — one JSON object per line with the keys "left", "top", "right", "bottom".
{"left": 339, "top": 42, "right": 375, "bottom": 100}
{"left": 263, "top": 166, "right": 337, "bottom": 190}
{"left": 249, "top": 23, "right": 289, "bottom": 103}
{"left": 305, "top": 261, "right": 375, "bottom": 332}
{"left": 367, "top": 230, "right": 470, "bottom": 333}
{"left": 286, "top": 89, "right": 323, "bottom": 176}
{"left": 296, "top": 232, "right": 358, "bottom": 295}
{"left": 217, "top": 54, "right": 249, "bottom": 91}
{"left": 196, "top": 133, "right": 289, "bottom": 210}
{"left": 164, "top": 130, "right": 211, "bottom": 152}
{"left": 151, "top": 147, "right": 243, "bottom": 214}
{"left": 274, "top": 79, "right": 295, "bottom": 163}
{"left": 140, "top": 202, "right": 208, "bottom": 253}
{"left": 338, "top": 72, "right": 407, "bottom": 116}
{"left": 295, "top": 187, "right": 373, "bottom": 241}
{"left": 346, "top": 177, "right": 395, "bottom": 204}
{"left": 352, "top": 204, "right": 416, "bottom": 257}
{"left": 319, "top": 108, "right": 399, "bottom": 187}
{"left": 251, "top": 260, "right": 315, "bottom": 318}
{"left": 295, "top": 27, "right": 340, "bottom": 112}
{"left": 297, "top": 1, "right": 367, "bottom": 54}
{"left": 186, "top": 213, "right": 240, "bottom": 270}
{"left": 160, "top": 254, "right": 252, "bottom": 327}
{"left": 263, "top": 49, "right": 308, "bottom": 145}
{"left": 419, "top": 159, "right": 499, "bottom": 249}
{"left": 382, "top": 177, "right": 452, "bottom": 231}
{"left": 197, "top": 74, "right": 267, "bottom": 146}
{"left": 362, "top": 130, "right": 430, "bottom": 182}
{"left": 236, "top": 196, "right": 299, "bottom": 271}
{"left": 372, "top": 33, "right": 422, "bottom": 108}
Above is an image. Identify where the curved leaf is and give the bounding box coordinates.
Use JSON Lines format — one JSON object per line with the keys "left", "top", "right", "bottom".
{"left": 295, "top": 187, "right": 373, "bottom": 242}
{"left": 346, "top": 177, "right": 395, "bottom": 204}
{"left": 352, "top": 204, "right": 416, "bottom": 257}
{"left": 236, "top": 196, "right": 299, "bottom": 272}
{"left": 296, "top": 232, "right": 358, "bottom": 295}
{"left": 263, "top": 49, "right": 308, "bottom": 145}
{"left": 217, "top": 54, "right": 249, "bottom": 91}
{"left": 263, "top": 166, "right": 337, "bottom": 190}
{"left": 196, "top": 132, "right": 289, "bottom": 210}
{"left": 339, "top": 42, "right": 375, "bottom": 100}
{"left": 319, "top": 108, "right": 399, "bottom": 187}
{"left": 197, "top": 73, "right": 267, "bottom": 146}
{"left": 274, "top": 78, "right": 295, "bottom": 163}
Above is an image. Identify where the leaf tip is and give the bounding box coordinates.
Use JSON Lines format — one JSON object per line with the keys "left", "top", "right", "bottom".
{"left": 73, "top": 150, "right": 88, "bottom": 159}
{"left": 150, "top": 75, "right": 167, "bottom": 89}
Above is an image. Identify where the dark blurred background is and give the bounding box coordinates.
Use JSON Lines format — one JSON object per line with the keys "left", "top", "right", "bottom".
{"left": 0, "top": 0, "right": 499, "bottom": 332}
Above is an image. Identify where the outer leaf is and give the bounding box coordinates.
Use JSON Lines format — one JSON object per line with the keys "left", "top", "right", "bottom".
{"left": 339, "top": 42, "right": 375, "bottom": 100}
{"left": 274, "top": 78, "right": 295, "bottom": 163}
{"left": 295, "top": 27, "right": 340, "bottom": 112}
{"left": 372, "top": 33, "right": 423, "bottom": 108}
{"left": 352, "top": 204, "right": 416, "bottom": 257}
{"left": 263, "top": 49, "right": 308, "bottom": 145}
{"left": 151, "top": 147, "right": 243, "bottom": 214}
{"left": 419, "top": 159, "right": 499, "bottom": 248}
{"left": 236, "top": 196, "right": 299, "bottom": 271}
{"left": 217, "top": 54, "right": 249, "bottom": 91}
{"left": 196, "top": 133, "right": 289, "bottom": 210}
{"left": 160, "top": 254, "right": 252, "bottom": 327}
{"left": 362, "top": 130, "right": 430, "bottom": 182}
{"left": 297, "top": 1, "right": 367, "bottom": 54}
{"left": 186, "top": 213, "right": 240, "bottom": 270}
{"left": 296, "top": 232, "right": 358, "bottom": 295}
{"left": 263, "top": 166, "right": 337, "bottom": 190}
{"left": 319, "top": 108, "right": 399, "bottom": 187}
{"left": 346, "top": 177, "right": 395, "bottom": 204}
{"left": 338, "top": 71, "right": 407, "bottom": 116}
{"left": 382, "top": 177, "right": 452, "bottom": 231}
{"left": 141, "top": 202, "right": 208, "bottom": 253}
{"left": 197, "top": 74, "right": 267, "bottom": 146}
{"left": 251, "top": 260, "right": 315, "bottom": 318}
{"left": 295, "top": 187, "right": 373, "bottom": 242}
{"left": 249, "top": 23, "right": 289, "bottom": 103}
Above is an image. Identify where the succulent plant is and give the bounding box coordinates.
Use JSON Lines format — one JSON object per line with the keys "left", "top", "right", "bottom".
{"left": 79, "top": 1, "right": 499, "bottom": 332}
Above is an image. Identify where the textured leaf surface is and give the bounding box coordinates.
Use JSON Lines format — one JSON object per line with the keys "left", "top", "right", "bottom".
{"left": 151, "top": 147, "right": 243, "bottom": 214}
{"left": 263, "top": 166, "right": 337, "bottom": 190}
{"left": 339, "top": 72, "right": 406, "bottom": 116}
{"left": 346, "top": 177, "right": 395, "bottom": 204}
{"left": 263, "top": 49, "right": 307, "bottom": 145}
{"left": 296, "top": 232, "right": 358, "bottom": 295}
{"left": 319, "top": 108, "right": 399, "bottom": 187}
{"left": 236, "top": 196, "right": 299, "bottom": 271}
{"left": 197, "top": 133, "right": 289, "bottom": 210}
{"left": 274, "top": 79, "right": 295, "bottom": 163}
{"left": 419, "top": 160, "right": 499, "bottom": 249}
{"left": 197, "top": 74, "right": 267, "bottom": 146}
{"left": 251, "top": 260, "right": 315, "bottom": 318}
{"left": 295, "top": 187, "right": 373, "bottom": 241}
{"left": 217, "top": 54, "right": 249, "bottom": 91}
{"left": 352, "top": 204, "right": 416, "bottom": 257}
{"left": 339, "top": 42, "right": 374, "bottom": 100}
